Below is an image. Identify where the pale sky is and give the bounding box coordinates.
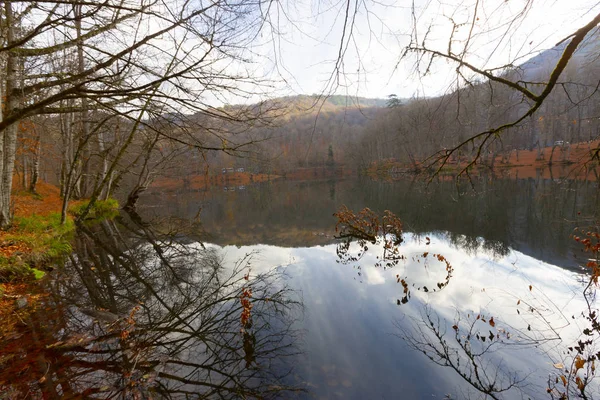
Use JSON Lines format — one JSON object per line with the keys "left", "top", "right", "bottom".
{"left": 231, "top": 0, "right": 600, "bottom": 103}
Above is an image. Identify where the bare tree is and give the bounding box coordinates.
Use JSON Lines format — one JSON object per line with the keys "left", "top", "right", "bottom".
{"left": 0, "top": 0, "right": 283, "bottom": 228}
{"left": 402, "top": 4, "right": 600, "bottom": 175}
{"left": 286, "top": 1, "right": 600, "bottom": 176}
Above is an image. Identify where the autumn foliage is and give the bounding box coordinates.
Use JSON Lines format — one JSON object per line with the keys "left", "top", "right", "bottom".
{"left": 334, "top": 206, "right": 454, "bottom": 305}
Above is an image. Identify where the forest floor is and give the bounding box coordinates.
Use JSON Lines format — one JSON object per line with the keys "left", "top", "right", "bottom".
{"left": 0, "top": 182, "right": 66, "bottom": 347}
{"left": 0, "top": 182, "right": 65, "bottom": 261}
{"left": 11, "top": 181, "right": 64, "bottom": 217}
{"left": 0, "top": 181, "right": 118, "bottom": 283}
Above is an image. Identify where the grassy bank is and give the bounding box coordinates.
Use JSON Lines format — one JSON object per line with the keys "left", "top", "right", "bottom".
{"left": 0, "top": 182, "right": 118, "bottom": 282}
{"left": 0, "top": 212, "right": 74, "bottom": 281}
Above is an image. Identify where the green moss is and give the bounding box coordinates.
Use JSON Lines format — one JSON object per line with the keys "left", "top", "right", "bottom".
{"left": 1, "top": 199, "right": 119, "bottom": 282}
{"left": 0, "top": 256, "right": 40, "bottom": 282}
{"left": 0, "top": 212, "right": 75, "bottom": 282}
{"left": 31, "top": 268, "right": 45, "bottom": 280}
{"left": 69, "top": 198, "right": 119, "bottom": 222}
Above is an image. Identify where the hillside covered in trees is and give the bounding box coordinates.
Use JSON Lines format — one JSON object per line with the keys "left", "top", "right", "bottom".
{"left": 150, "top": 31, "right": 600, "bottom": 179}
{"left": 5, "top": 2, "right": 600, "bottom": 227}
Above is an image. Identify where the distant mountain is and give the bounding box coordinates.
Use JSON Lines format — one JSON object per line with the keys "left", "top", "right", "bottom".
{"left": 518, "top": 27, "right": 600, "bottom": 80}
{"left": 324, "top": 95, "right": 389, "bottom": 108}
{"left": 265, "top": 94, "right": 389, "bottom": 112}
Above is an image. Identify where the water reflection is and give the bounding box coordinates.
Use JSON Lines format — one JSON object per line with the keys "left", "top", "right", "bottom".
{"left": 215, "top": 231, "right": 593, "bottom": 399}
{"left": 140, "top": 176, "right": 599, "bottom": 268}
{"left": 3, "top": 176, "right": 598, "bottom": 399}
{"left": 0, "top": 212, "right": 302, "bottom": 398}
{"left": 332, "top": 209, "right": 580, "bottom": 376}
{"left": 398, "top": 305, "right": 526, "bottom": 399}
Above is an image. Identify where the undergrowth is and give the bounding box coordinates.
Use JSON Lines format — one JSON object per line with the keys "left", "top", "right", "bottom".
{"left": 0, "top": 212, "right": 74, "bottom": 282}
{"left": 0, "top": 198, "right": 119, "bottom": 282}
{"left": 69, "top": 198, "right": 119, "bottom": 222}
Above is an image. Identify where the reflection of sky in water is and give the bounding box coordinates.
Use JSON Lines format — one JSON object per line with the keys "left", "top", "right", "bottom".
{"left": 213, "top": 233, "right": 589, "bottom": 399}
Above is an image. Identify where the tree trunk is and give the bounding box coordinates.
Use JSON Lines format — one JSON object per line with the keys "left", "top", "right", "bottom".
{"left": 30, "top": 125, "right": 41, "bottom": 193}
{"left": 97, "top": 130, "right": 109, "bottom": 199}
{"left": 0, "top": 0, "right": 19, "bottom": 229}
{"left": 59, "top": 106, "right": 70, "bottom": 198}
{"left": 75, "top": 4, "right": 90, "bottom": 198}
{"left": 21, "top": 153, "right": 27, "bottom": 188}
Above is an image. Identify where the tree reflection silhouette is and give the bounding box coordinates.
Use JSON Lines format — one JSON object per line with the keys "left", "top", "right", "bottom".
{"left": 332, "top": 206, "right": 589, "bottom": 399}
{"left": 0, "top": 211, "right": 303, "bottom": 398}
{"left": 397, "top": 306, "right": 537, "bottom": 399}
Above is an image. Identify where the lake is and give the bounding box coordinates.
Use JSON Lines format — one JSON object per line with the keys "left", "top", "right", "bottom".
{"left": 2, "top": 175, "right": 599, "bottom": 399}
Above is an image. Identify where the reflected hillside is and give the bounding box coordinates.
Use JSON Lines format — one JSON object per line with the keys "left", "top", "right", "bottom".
{"left": 139, "top": 176, "right": 599, "bottom": 269}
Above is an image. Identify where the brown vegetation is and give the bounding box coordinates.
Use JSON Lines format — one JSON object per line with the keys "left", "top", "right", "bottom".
{"left": 152, "top": 172, "right": 280, "bottom": 191}
{"left": 151, "top": 166, "right": 357, "bottom": 192}
{"left": 368, "top": 140, "right": 600, "bottom": 181}
{"left": 11, "top": 181, "right": 64, "bottom": 218}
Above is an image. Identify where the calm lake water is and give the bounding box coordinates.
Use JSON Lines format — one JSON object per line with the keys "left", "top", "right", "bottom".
{"left": 2, "top": 176, "right": 599, "bottom": 399}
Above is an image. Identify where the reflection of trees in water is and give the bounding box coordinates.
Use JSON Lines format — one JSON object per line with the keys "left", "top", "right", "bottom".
{"left": 442, "top": 232, "right": 510, "bottom": 259}
{"left": 398, "top": 306, "right": 526, "bottom": 399}
{"left": 394, "top": 230, "right": 600, "bottom": 399}
{"left": 397, "top": 303, "right": 567, "bottom": 399}
{"left": 142, "top": 177, "right": 599, "bottom": 266}
{"left": 0, "top": 212, "right": 303, "bottom": 398}
{"left": 332, "top": 207, "right": 600, "bottom": 398}
{"left": 334, "top": 207, "right": 454, "bottom": 304}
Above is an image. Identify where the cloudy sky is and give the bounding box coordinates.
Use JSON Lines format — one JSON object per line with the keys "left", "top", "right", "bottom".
{"left": 237, "top": 0, "right": 600, "bottom": 102}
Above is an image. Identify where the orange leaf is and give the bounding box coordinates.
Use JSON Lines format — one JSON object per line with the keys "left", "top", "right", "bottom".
{"left": 489, "top": 317, "right": 495, "bottom": 327}
{"left": 575, "top": 356, "right": 585, "bottom": 371}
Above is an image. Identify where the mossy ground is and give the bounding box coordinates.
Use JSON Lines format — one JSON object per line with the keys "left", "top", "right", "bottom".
{"left": 0, "top": 182, "right": 118, "bottom": 282}
{"left": 0, "top": 212, "right": 74, "bottom": 281}
{"left": 68, "top": 197, "right": 119, "bottom": 222}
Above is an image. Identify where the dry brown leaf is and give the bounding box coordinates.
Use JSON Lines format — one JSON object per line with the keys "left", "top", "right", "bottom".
{"left": 575, "top": 356, "right": 585, "bottom": 371}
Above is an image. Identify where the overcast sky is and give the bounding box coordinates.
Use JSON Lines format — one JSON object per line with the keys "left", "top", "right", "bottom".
{"left": 231, "top": 0, "right": 600, "bottom": 103}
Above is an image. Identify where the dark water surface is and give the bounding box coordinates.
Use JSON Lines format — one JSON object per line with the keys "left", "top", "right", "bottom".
{"left": 2, "top": 176, "right": 599, "bottom": 399}
{"left": 142, "top": 176, "right": 599, "bottom": 269}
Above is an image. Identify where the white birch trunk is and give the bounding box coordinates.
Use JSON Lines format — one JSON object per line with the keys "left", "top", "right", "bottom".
{"left": 0, "top": 0, "right": 18, "bottom": 229}
{"left": 30, "top": 124, "right": 41, "bottom": 193}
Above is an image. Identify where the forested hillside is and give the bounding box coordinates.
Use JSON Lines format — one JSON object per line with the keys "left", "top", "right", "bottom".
{"left": 160, "top": 30, "right": 600, "bottom": 178}
{"left": 356, "top": 29, "right": 600, "bottom": 169}
{"left": 28, "top": 95, "right": 388, "bottom": 189}
{"left": 14, "top": 30, "right": 600, "bottom": 213}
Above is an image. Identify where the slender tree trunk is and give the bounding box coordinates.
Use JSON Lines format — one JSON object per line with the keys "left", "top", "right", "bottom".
{"left": 59, "top": 106, "right": 69, "bottom": 198}
{"left": 97, "top": 130, "right": 109, "bottom": 199}
{"left": 30, "top": 125, "right": 41, "bottom": 193}
{"left": 22, "top": 153, "right": 27, "bottom": 188}
{"left": 75, "top": 4, "right": 90, "bottom": 198}
{"left": 0, "top": 0, "right": 19, "bottom": 229}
